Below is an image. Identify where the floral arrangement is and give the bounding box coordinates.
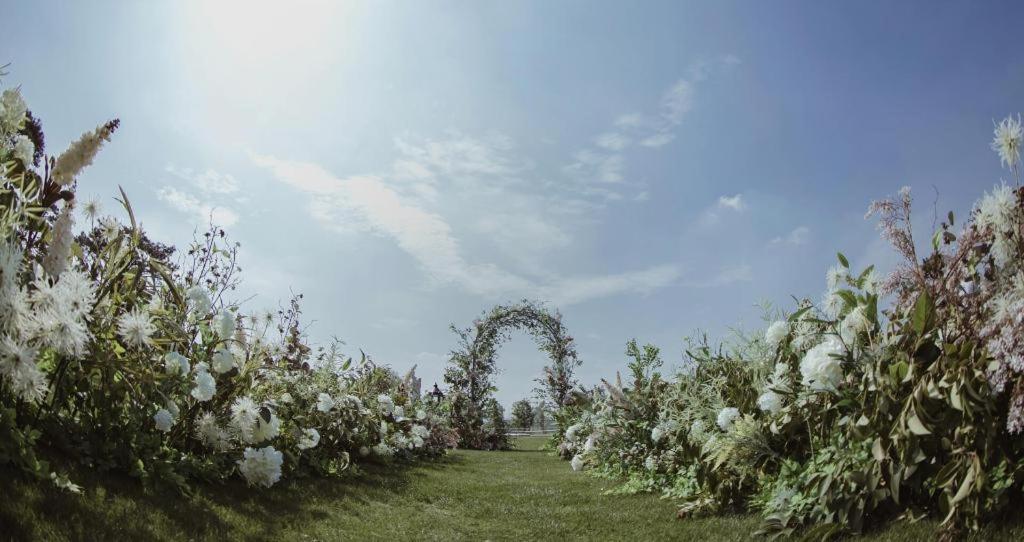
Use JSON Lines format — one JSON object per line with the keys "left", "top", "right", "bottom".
{"left": 0, "top": 76, "right": 454, "bottom": 493}
{"left": 557, "top": 116, "right": 1024, "bottom": 538}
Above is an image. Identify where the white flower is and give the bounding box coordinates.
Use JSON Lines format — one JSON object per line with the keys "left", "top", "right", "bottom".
{"left": 644, "top": 456, "right": 657, "bottom": 471}
{"left": 12, "top": 134, "right": 33, "bottom": 166}
{"left": 0, "top": 240, "right": 22, "bottom": 290}
{"left": 373, "top": 442, "right": 394, "bottom": 457}
{"left": 252, "top": 412, "right": 281, "bottom": 443}
{"left": 840, "top": 306, "right": 872, "bottom": 345}
{"left": 298, "top": 428, "right": 320, "bottom": 450}
{"left": 317, "top": 392, "right": 335, "bottom": 412}
{"left": 191, "top": 363, "right": 216, "bottom": 402}
{"left": 717, "top": 407, "right": 741, "bottom": 431}
{"left": 393, "top": 405, "right": 405, "bottom": 419}
{"left": 164, "top": 352, "right": 190, "bottom": 376}
{"left": 0, "top": 88, "right": 28, "bottom": 131}
{"left": 826, "top": 264, "right": 848, "bottom": 291}
{"left": 230, "top": 396, "right": 260, "bottom": 444}
{"left": 800, "top": 336, "right": 846, "bottom": 392}
{"left": 764, "top": 320, "right": 789, "bottom": 349}
{"left": 570, "top": 454, "right": 585, "bottom": 471}
{"left": 279, "top": 392, "right": 293, "bottom": 404}
{"left": 185, "top": 285, "right": 212, "bottom": 316}
{"left": 565, "top": 423, "right": 581, "bottom": 442}
{"left": 211, "top": 347, "right": 236, "bottom": 374}
{"left": 51, "top": 120, "right": 118, "bottom": 186}
{"left": 237, "top": 446, "right": 283, "bottom": 488}
{"left": 117, "top": 307, "right": 156, "bottom": 348}
{"left": 651, "top": 425, "right": 665, "bottom": 443}
{"left": 153, "top": 408, "right": 174, "bottom": 432}
{"left": 214, "top": 309, "right": 235, "bottom": 339}
{"left": 411, "top": 424, "right": 430, "bottom": 440}
{"left": 992, "top": 114, "right": 1023, "bottom": 169}
{"left": 98, "top": 217, "right": 120, "bottom": 242}
{"left": 195, "top": 412, "right": 230, "bottom": 450}
{"left": 974, "top": 183, "right": 1018, "bottom": 268}
{"left": 359, "top": 446, "right": 370, "bottom": 457}
{"left": 80, "top": 197, "right": 102, "bottom": 221}
{"left": 583, "top": 435, "right": 596, "bottom": 453}
{"left": 41, "top": 205, "right": 75, "bottom": 279}
{"left": 689, "top": 419, "right": 706, "bottom": 441}
{"left": 757, "top": 390, "right": 783, "bottom": 415}
{"left": 377, "top": 394, "right": 395, "bottom": 415}
{"left": 416, "top": 408, "right": 427, "bottom": 420}
{"left": 53, "top": 269, "right": 96, "bottom": 320}
{"left": 0, "top": 336, "right": 46, "bottom": 403}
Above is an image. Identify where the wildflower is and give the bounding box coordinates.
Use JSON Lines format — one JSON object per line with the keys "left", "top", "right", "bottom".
{"left": 237, "top": 446, "right": 283, "bottom": 488}
{"left": 191, "top": 363, "right": 216, "bottom": 401}
{"left": 416, "top": 408, "right": 427, "bottom": 420}
{"left": 373, "top": 442, "right": 394, "bottom": 458}
{"left": 230, "top": 396, "right": 260, "bottom": 443}
{"left": 196, "top": 412, "right": 230, "bottom": 450}
{"left": 716, "top": 407, "right": 741, "bottom": 431}
{"left": 992, "top": 114, "right": 1023, "bottom": 170}
{"left": 0, "top": 336, "right": 46, "bottom": 403}
{"left": 0, "top": 88, "right": 27, "bottom": 131}
{"left": 757, "top": 390, "right": 783, "bottom": 415}
{"left": 825, "top": 264, "right": 848, "bottom": 291}
{"left": 393, "top": 405, "right": 405, "bottom": 419}
{"left": 583, "top": 436, "right": 596, "bottom": 453}
{"left": 298, "top": 428, "right": 320, "bottom": 450}
{"left": 51, "top": 119, "right": 119, "bottom": 186}
{"left": 764, "top": 320, "right": 789, "bottom": 349}
{"left": 41, "top": 205, "right": 75, "bottom": 278}
{"left": 565, "top": 423, "right": 581, "bottom": 442}
{"left": 840, "top": 306, "right": 872, "bottom": 345}
{"left": 211, "top": 347, "right": 236, "bottom": 374}
{"left": 54, "top": 270, "right": 96, "bottom": 320}
{"left": 800, "top": 336, "right": 846, "bottom": 392}
{"left": 377, "top": 394, "right": 395, "bottom": 415}
{"left": 80, "top": 197, "right": 102, "bottom": 221}
{"left": 974, "top": 183, "right": 1018, "bottom": 268}
{"left": 570, "top": 454, "right": 585, "bottom": 471}
{"left": 153, "top": 408, "right": 174, "bottom": 432}
{"left": 214, "top": 309, "right": 235, "bottom": 339}
{"left": 0, "top": 241, "right": 21, "bottom": 290}
{"left": 644, "top": 456, "right": 657, "bottom": 471}
{"left": 411, "top": 424, "right": 430, "bottom": 440}
{"left": 317, "top": 392, "right": 335, "bottom": 412}
{"left": 279, "top": 392, "right": 293, "bottom": 404}
{"left": 98, "top": 217, "right": 120, "bottom": 242}
{"left": 12, "top": 134, "right": 33, "bottom": 166}
{"left": 252, "top": 412, "right": 281, "bottom": 443}
{"left": 164, "top": 351, "right": 190, "bottom": 376}
{"left": 117, "top": 307, "right": 156, "bottom": 348}
{"left": 185, "top": 285, "right": 212, "bottom": 315}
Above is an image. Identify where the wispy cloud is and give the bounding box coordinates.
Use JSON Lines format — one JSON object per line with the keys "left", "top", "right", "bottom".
{"left": 770, "top": 225, "right": 810, "bottom": 246}
{"left": 166, "top": 165, "right": 240, "bottom": 194}
{"left": 565, "top": 55, "right": 739, "bottom": 192}
{"left": 254, "top": 154, "right": 681, "bottom": 305}
{"left": 682, "top": 264, "right": 753, "bottom": 288}
{"left": 698, "top": 193, "right": 748, "bottom": 227}
{"left": 156, "top": 185, "right": 240, "bottom": 227}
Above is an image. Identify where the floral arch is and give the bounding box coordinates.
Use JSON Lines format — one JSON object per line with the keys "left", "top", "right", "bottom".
{"left": 443, "top": 300, "right": 580, "bottom": 449}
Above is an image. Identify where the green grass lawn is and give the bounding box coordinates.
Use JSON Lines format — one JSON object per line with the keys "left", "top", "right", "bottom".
{"left": 2, "top": 437, "right": 1022, "bottom": 541}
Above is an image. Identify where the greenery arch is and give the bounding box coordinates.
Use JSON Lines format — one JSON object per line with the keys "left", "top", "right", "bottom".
{"left": 444, "top": 300, "right": 581, "bottom": 449}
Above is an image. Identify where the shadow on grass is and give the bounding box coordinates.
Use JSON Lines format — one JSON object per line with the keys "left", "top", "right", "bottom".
{"left": 0, "top": 454, "right": 464, "bottom": 542}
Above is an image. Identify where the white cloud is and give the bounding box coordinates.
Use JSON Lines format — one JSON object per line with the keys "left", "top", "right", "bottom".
{"left": 166, "top": 165, "right": 240, "bottom": 194}
{"left": 564, "top": 149, "right": 624, "bottom": 184}
{"left": 595, "top": 132, "right": 631, "bottom": 151}
{"left": 255, "top": 154, "right": 680, "bottom": 306}
{"left": 682, "top": 264, "right": 753, "bottom": 288}
{"left": 660, "top": 80, "right": 694, "bottom": 125}
{"left": 770, "top": 225, "right": 810, "bottom": 246}
{"left": 541, "top": 265, "right": 680, "bottom": 306}
{"left": 157, "top": 186, "right": 239, "bottom": 227}
{"left": 639, "top": 133, "right": 675, "bottom": 148}
{"left": 717, "top": 194, "right": 746, "bottom": 211}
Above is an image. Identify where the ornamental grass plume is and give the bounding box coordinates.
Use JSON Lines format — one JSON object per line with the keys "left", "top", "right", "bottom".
{"left": 51, "top": 119, "right": 120, "bottom": 186}
{"left": 41, "top": 205, "right": 74, "bottom": 278}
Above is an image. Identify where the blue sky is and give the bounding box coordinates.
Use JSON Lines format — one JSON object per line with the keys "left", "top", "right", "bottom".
{"left": 4, "top": 1, "right": 1023, "bottom": 408}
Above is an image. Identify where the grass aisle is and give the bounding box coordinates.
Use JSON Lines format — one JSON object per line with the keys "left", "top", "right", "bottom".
{"left": 2, "top": 437, "right": 1022, "bottom": 541}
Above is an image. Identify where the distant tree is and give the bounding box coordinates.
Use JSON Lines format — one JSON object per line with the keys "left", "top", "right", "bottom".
{"left": 534, "top": 399, "right": 549, "bottom": 431}
{"left": 483, "top": 399, "right": 510, "bottom": 450}
{"left": 511, "top": 399, "right": 535, "bottom": 430}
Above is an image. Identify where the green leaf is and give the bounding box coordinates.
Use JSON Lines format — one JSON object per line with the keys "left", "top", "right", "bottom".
{"left": 947, "top": 211, "right": 955, "bottom": 226}
{"left": 837, "top": 252, "right": 849, "bottom": 268}
{"left": 908, "top": 414, "right": 931, "bottom": 435}
{"left": 911, "top": 292, "right": 934, "bottom": 337}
